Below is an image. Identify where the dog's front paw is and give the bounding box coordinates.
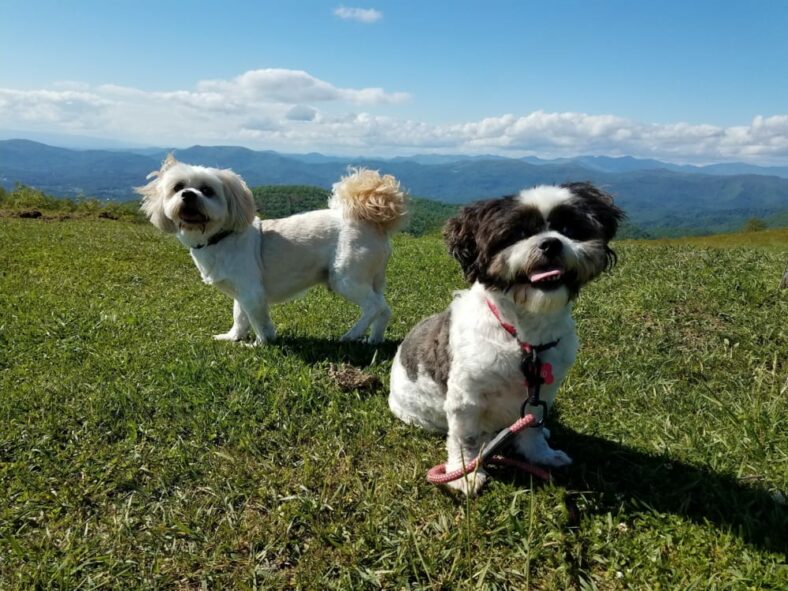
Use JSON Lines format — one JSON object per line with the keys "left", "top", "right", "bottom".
{"left": 444, "top": 470, "right": 488, "bottom": 496}
{"left": 339, "top": 332, "right": 362, "bottom": 343}
{"left": 213, "top": 332, "right": 245, "bottom": 342}
{"left": 516, "top": 430, "right": 571, "bottom": 468}
{"left": 532, "top": 447, "right": 572, "bottom": 468}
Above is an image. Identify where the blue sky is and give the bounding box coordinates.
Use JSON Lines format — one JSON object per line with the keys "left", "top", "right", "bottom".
{"left": 2, "top": 0, "right": 787, "bottom": 163}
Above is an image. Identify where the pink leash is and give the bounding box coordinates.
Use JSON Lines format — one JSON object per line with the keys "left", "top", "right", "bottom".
{"left": 427, "top": 299, "right": 560, "bottom": 486}
{"left": 426, "top": 414, "right": 551, "bottom": 484}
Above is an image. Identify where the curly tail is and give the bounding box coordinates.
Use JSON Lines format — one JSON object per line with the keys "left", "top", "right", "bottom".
{"left": 328, "top": 167, "right": 409, "bottom": 233}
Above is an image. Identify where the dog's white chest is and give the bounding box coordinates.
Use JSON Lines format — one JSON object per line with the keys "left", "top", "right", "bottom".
{"left": 191, "top": 250, "right": 224, "bottom": 286}
{"left": 455, "top": 309, "right": 577, "bottom": 435}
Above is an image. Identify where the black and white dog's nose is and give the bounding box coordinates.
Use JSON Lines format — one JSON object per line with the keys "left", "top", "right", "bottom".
{"left": 539, "top": 237, "right": 563, "bottom": 256}
{"left": 181, "top": 189, "right": 199, "bottom": 203}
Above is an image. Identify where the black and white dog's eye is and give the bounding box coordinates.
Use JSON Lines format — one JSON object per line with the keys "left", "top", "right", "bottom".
{"left": 201, "top": 185, "right": 215, "bottom": 197}
{"left": 173, "top": 182, "right": 185, "bottom": 193}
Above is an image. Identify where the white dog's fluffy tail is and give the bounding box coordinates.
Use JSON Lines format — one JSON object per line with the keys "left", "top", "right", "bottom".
{"left": 329, "top": 168, "right": 409, "bottom": 233}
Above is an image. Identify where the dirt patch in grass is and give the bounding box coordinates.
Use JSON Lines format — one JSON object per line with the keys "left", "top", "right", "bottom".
{"left": 327, "top": 363, "right": 381, "bottom": 392}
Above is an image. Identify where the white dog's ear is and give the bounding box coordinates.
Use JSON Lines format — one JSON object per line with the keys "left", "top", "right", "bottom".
{"left": 216, "top": 169, "right": 256, "bottom": 231}
{"left": 135, "top": 154, "right": 179, "bottom": 233}
{"left": 159, "top": 153, "right": 178, "bottom": 174}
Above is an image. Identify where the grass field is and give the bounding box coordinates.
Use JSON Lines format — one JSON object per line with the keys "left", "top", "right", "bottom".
{"left": 637, "top": 227, "right": 788, "bottom": 250}
{"left": 1, "top": 218, "right": 786, "bottom": 589}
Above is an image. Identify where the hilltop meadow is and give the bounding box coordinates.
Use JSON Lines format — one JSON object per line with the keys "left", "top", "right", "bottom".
{"left": 0, "top": 196, "right": 786, "bottom": 588}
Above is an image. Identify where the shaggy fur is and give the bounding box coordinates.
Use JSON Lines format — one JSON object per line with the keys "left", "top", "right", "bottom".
{"left": 399, "top": 310, "right": 452, "bottom": 391}
{"left": 389, "top": 182, "right": 624, "bottom": 494}
{"left": 329, "top": 167, "right": 408, "bottom": 232}
{"left": 137, "top": 157, "right": 408, "bottom": 344}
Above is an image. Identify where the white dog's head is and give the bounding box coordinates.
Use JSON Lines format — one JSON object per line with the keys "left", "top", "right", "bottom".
{"left": 444, "top": 183, "right": 625, "bottom": 313}
{"left": 136, "top": 154, "right": 256, "bottom": 242}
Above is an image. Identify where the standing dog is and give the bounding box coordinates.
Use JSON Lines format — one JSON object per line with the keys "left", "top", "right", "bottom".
{"left": 137, "top": 155, "right": 408, "bottom": 344}
{"left": 389, "top": 183, "right": 623, "bottom": 494}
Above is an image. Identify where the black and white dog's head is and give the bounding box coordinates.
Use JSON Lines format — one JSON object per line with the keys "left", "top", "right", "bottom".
{"left": 444, "top": 182, "right": 625, "bottom": 313}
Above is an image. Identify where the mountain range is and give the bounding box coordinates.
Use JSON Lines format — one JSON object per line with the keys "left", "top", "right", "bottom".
{"left": 1, "top": 138, "right": 787, "bottom": 235}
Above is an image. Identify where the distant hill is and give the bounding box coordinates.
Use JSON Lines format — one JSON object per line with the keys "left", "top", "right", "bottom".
{"left": 521, "top": 154, "right": 788, "bottom": 178}
{"left": 0, "top": 139, "right": 158, "bottom": 200}
{"left": 1, "top": 139, "right": 786, "bottom": 237}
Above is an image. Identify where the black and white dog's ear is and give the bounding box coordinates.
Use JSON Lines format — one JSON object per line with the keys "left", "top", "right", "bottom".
{"left": 444, "top": 199, "right": 502, "bottom": 283}
{"left": 561, "top": 182, "right": 626, "bottom": 242}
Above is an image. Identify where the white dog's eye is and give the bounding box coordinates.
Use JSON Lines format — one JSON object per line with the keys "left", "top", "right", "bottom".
{"left": 201, "top": 185, "right": 215, "bottom": 197}
{"left": 173, "top": 182, "right": 184, "bottom": 193}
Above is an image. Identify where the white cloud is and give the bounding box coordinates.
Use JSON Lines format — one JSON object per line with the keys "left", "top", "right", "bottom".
{"left": 197, "top": 68, "right": 408, "bottom": 105}
{"left": 1, "top": 70, "right": 786, "bottom": 164}
{"left": 286, "top": 105, "right": 318, "bottom": 121}
{"left": 333, "top": 6, "right": 382, "bottom": 23}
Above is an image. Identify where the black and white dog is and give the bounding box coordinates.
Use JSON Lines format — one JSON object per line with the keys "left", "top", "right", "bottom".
{"left": 389, "top": 183, "right": 624, "bottom": 494}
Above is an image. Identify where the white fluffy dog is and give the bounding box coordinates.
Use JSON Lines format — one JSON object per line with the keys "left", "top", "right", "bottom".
{"left": 137, "top": 155, "right": 408, "bottom": 344}
{"left": 389, "top": 183, "right": 624, "bottom": 494}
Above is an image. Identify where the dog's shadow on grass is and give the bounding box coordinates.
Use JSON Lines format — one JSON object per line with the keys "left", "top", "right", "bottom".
{"left": 274, "top": 335, "right": 399, "bottom": 367}
{"left": 265, "top": 337, "right": 787, "bottom": 554}
{"left": 497, "top": 425, "right": 787, "bottom": 554}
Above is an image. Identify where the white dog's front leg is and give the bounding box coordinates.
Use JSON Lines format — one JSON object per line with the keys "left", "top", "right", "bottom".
{"left": 214, "top": 300, "right": 251, "bottom": 342}
{"left": 514, "top": 427, "right": 572, "bottom": 467}
{"left": 237, "top": 294, "right": 276, "bottom": 345}
{"left": 444, "top": 404, "right": 490, "bottom": 496}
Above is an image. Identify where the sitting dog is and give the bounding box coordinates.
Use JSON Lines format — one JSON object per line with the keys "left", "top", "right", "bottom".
{"left": 137, "top": 155, "right": 408, "bottom": 344}
{"left": 389, "top": 183, "right": 623, "bottom": 494}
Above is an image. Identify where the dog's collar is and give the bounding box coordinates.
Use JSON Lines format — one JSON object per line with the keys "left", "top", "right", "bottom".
{"left": 190, "top": 229, "right": 234, "bottom": 250}
{"left": 485, "top": 299, "right": 560, "bottom": 353}
{"left": 486, "top": 298, "right": 559, "bottom": 427}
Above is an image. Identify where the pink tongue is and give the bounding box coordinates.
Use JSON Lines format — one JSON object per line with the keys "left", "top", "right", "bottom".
{"left": 529, "top": 268, "right": 563, "bottom": 283}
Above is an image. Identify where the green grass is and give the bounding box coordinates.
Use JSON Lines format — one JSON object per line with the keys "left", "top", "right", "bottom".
{"left": 0, "top": 218, "right": 786, "bottom": 590}
{"left": 638, "top": 227, "right": 788, "bottom": 250}
{"left": 0, "top": 185, "right": 142, "bottom": 222}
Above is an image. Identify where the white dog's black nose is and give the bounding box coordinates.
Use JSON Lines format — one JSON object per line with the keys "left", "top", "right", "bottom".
{"left": 181, "top": 189, "right": 199, "bottom": 203}
{"left": 539, "top": 237, "right": 563, "bottom": 256}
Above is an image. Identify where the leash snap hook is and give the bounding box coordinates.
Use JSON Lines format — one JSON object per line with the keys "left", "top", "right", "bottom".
{"left": 521, "top": 396, "right": 548, "bottom": 427}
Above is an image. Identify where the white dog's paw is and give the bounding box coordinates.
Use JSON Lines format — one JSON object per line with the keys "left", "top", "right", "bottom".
{"left": 516, "top": 431, "right": 570, "bottom": 468}
{"left": 339, "top": 332, "right": 364, "bottom": 343}
{"left": 532, "top": 447, "right": 572, "bottom": 468}
{"left": 445, "top": 470, "right": 488, "bottom": 496}
{"left": 213, "top": 332, "right": 245, "bottom": 342}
